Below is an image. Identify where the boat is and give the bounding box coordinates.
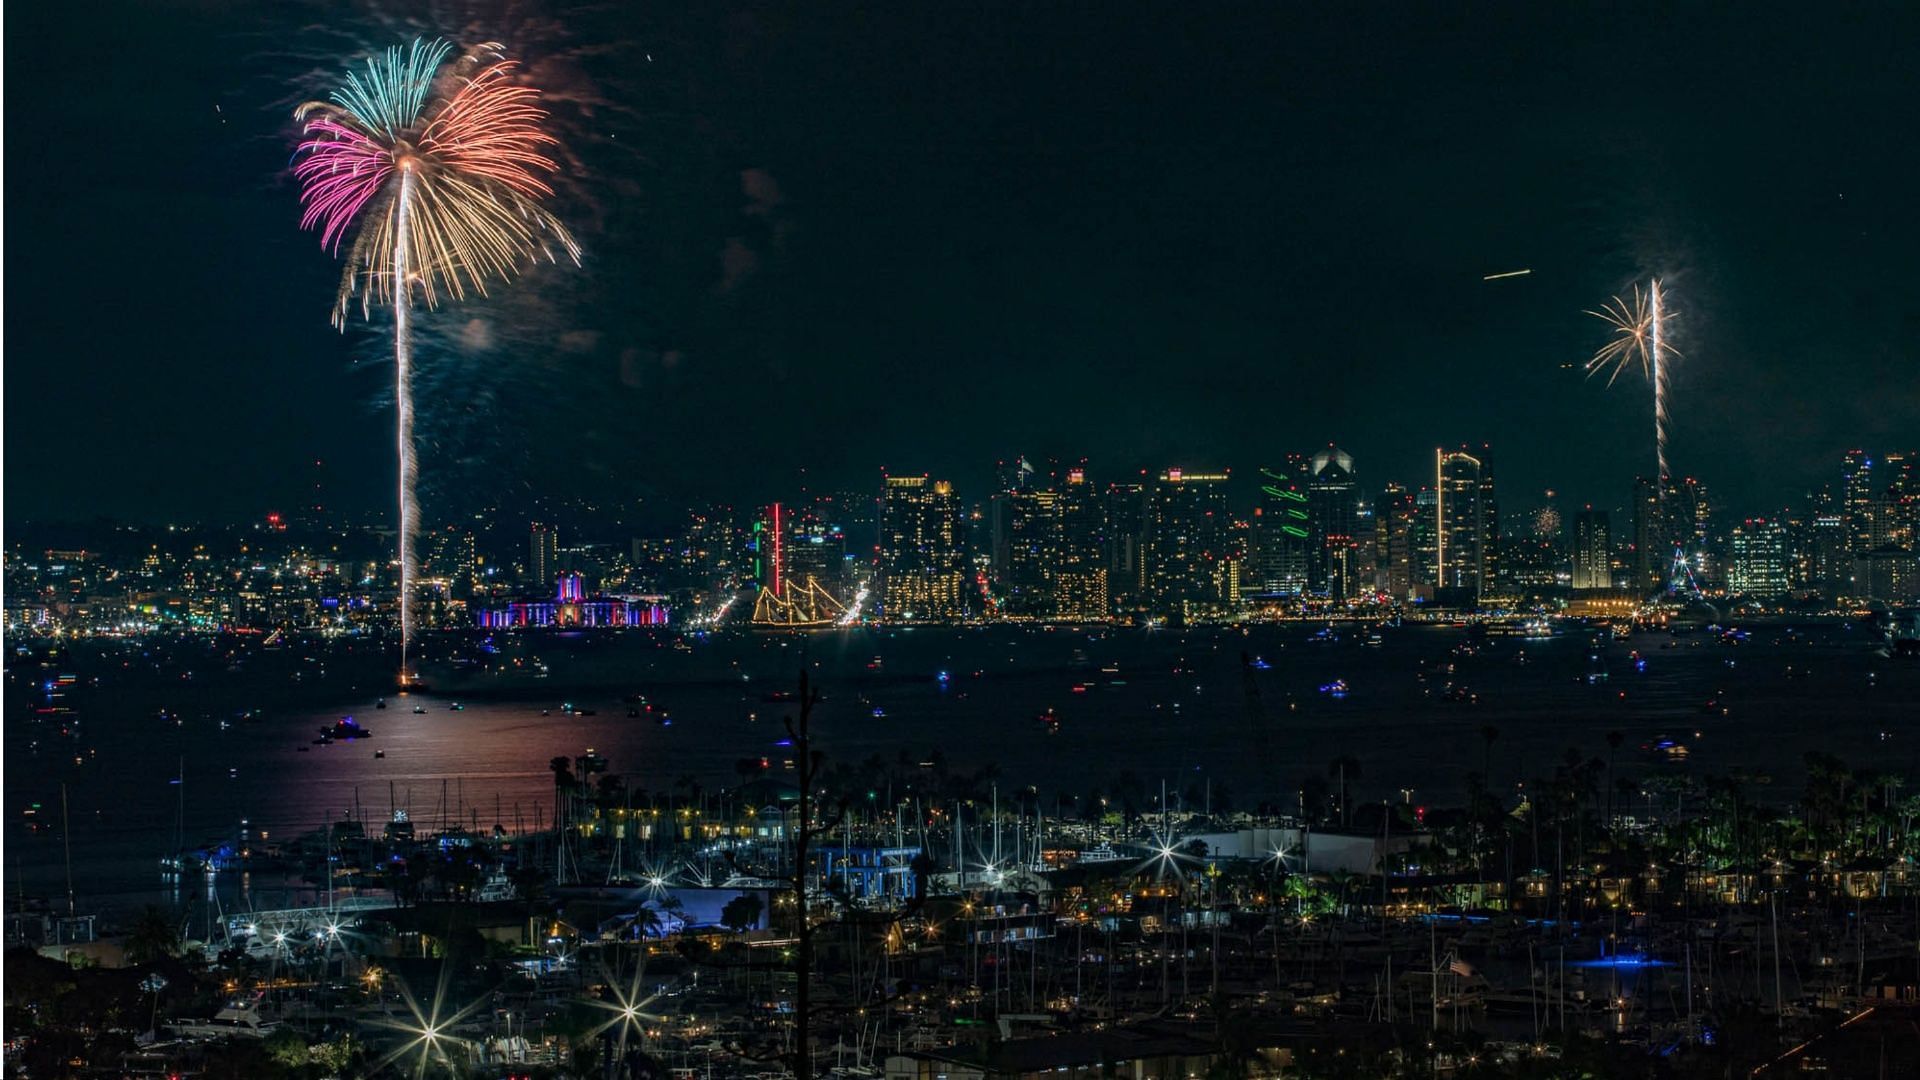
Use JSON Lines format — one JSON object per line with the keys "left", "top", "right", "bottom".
{"left": 375, "top": 698, "right": 387, "bottom": 709}
{"left": 448, "top": 702, "right": 464, "bottom": 711}
{"left": 1584, "top": 653, "right": 1610, "bottom": 684}
{"left": 475, "top": 868, "right": 518, "bottom": 903}
{"left": 373, "top": 750, "right": 385, "bottom": 759}
{"left": 412, "top": 705, "right": 426, "bottom": 714}
{"left": 167, "top": 992, "right": 283, "bottom": 1041}
{"left": 319, "top": 717, "right": 371, "bottom": 740}
{"left": 1036, "top": 707, "right": 1060, "bottom": 734}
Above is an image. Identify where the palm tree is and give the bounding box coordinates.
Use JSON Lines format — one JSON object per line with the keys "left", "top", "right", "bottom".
{"left": 632, "top": 905, "right": 664, "bottom": 940}
{"left": 1480, "top": 724, "right": 1501, "bottom": 784}
{"left": 124, "top": 906, "right": 179, "bottom": 965}
{"left": 721, "top": 893, "right": 764, "bottom": 937}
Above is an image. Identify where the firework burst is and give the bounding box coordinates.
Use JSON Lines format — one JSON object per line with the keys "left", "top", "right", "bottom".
{"left": 293, "top": 38, "right": 579, "bottom": 680}
{"left": 1585, "top": 279, "right": 1678, "bottom": 481}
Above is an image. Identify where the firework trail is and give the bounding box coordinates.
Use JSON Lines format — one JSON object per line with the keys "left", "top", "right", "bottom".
{"left": 1585, "top": 279, "right": 1677, "bottom": 482}
{"left": 294, "top": 37, "right": 580, "bottom": 681}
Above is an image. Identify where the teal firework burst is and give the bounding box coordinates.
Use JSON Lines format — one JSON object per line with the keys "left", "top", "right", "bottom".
{"left": 330, "top": 37, "right": 453, "bottom": 138}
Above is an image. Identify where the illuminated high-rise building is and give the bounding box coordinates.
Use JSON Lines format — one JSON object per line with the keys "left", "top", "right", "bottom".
{"left": 1377, "top": 484, "right": 1419, "bottom": 599}
{"left": 1869, "top": 451, "right": 1917, "bottom": 551}
{"left": 423, "top": 526, "right": 478, "bottom": 590}
{"left": 1434, "top": 446, "right": 1498, "bottom": 601}
{"left": 1856, "top": 548, "right": 1920, "bottom": 602}
{"left": 1571, "top": 508, "right": 1611, "bottom": 590}
{"left": 1630, "top": 477, "right": 1664, "bottom": 593}
{"left": 1104, "top": 481, "right": 1148, "bottom": 611}
{"left": 1251, "top": 460, "right": 1310, "bottom": 597}
{"left": 1842, "top": 449, "right": 1875, "bottom": 554}
{"left": 1306, "top": 446, "right": 1360, "bottom": 599}
{"left": 999, "top": 488, "right": 1060, "bottom": 616}
{"left": 787, "top": 516, "right": 848, "bottom": 589}
{"left": 1411, "top": 488, "right": 1438, "bottom": 593}
{"left": 1800, "top": 513, "right": 1850, "bottom": 597}
{"left": 879, "top": 475, "right": 966, "bottom": 621}
{"left": 1053, "top": 467, "right": 1109, "bottom": 620}
{"left": 1729, "top": 518, "right": 1790, "bottom": 599}
{"left": 1146, "top": 468, "right": 1232, "bottom": 621}
{"left": 529, "top": 522, "right": 558, "bottom": 588}
{"left": 988, "top": 455, "right": 1035, "bottom": 595}
{"left": 815, "top": 490, "right": 879, "bottom": 577}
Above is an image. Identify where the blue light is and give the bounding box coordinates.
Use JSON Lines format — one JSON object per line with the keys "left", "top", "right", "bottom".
{"left": 1572, "top": 953, "right": 1666, "bottom": 969}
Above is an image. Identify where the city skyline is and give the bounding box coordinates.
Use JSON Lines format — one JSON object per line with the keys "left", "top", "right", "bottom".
{"left": 10, "top": 8, "right": 1920, "bottom": 1076}
{"left": 11, "top": 442, "right": 1914, "bottom": 637}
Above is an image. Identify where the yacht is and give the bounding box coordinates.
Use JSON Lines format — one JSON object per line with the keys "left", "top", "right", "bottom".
{"left": 167, "top": 992, "right": 282, "bottom": 1040}
{"left": 475, "top": 868, "right": 518, "bottom": 903}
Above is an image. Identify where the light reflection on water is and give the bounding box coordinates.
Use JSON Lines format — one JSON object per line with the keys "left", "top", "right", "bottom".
{"left": 7, "top": 620, "right": 1913, "bottom": 916}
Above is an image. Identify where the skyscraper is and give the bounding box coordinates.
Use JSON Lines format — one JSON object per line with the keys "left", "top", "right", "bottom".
{"left": 1571, "top": 508, "right": 1611, "bottom": 590}
{"left": 879, "top": 475, "right": 966, "bottom": 621}
{"left": 1631, "top": 476, "right": 1664, "bottom": 593}
{"left": 1000, "top": 488, "right": 1060, "bottom": 616}
{"left": 1146, "top": 469, "right": 1232, "bottom": 622}
{"left": 1053, "top": 467, "right": 1109, "bottom": 620}
{"left": 1104, "top": 481, "right": 1148, "bottom": 612}
{"left": 1434, "top": 446, "right": 1498, "bottom": 601}
{"left": 1251, "top": 460, "right": 1310, "bottom": 597}
{"left": 1842, "top": 449, "right": 1875, "bottom": 554}
{"left": 988, "top": 455, "right": 1035, "bottom": 594}
{"left": 1411, "top": 488, "right": 1438, "bottom": 595}
{"left": 1378, "top": 484, "right": 1419, "bottom": 599}
{"left": 816, "top": 490, "right": 879, "bottom": 579}
{"left": 1802, "top": 513, "right": 1851, "bottom": 597}
{"left": 1868, "top": 451, "right": 1917, "bottom": 551}
{"left": 1729, "top": 518, "right": 1789, "bottom": 599}
{"left": 1306, "top": 446, "right": 1360, "bottom": 600}
{"left": 529, "top": 522, "right": 558, "bottom": 589}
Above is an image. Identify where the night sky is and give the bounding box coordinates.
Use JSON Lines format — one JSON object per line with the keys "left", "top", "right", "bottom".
{"left": 9, "top": 2, "right": 1919, "bottom": 528}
